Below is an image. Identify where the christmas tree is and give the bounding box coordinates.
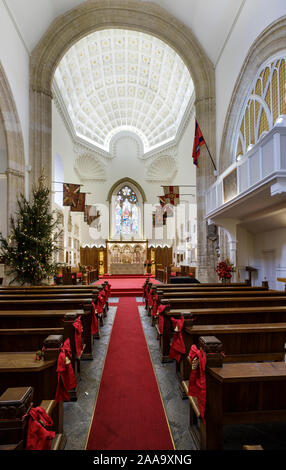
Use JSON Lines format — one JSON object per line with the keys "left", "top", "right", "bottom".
{"left": 0, "top": 176, "right": 62, "bottom": 285}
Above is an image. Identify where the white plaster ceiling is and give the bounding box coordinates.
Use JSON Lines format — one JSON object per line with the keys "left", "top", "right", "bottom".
{"left": 54, "top": 29, "right": 194, "bottom": 152}
{"left": 4, "top": 0, "right": 246, "bottom": 65}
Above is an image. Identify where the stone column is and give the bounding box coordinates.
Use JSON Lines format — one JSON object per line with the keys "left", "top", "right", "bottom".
{"left": 228, "top": 239, "right": 238, "bottom": 282}
{"left": 195, "top": 97, "right": 217, "bottom": 282}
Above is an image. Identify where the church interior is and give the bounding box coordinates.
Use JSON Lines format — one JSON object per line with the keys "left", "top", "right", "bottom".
{"left": 1, "top": 0, "right": 286, "bottom": 454}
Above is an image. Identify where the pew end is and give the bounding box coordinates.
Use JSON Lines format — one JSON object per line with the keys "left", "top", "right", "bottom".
{"left": 243, "top": 444, "right": 264, "bottom": 450}
{"left": 40, "top": 399, "right": 66, "bottom": 450}
{"left": 0, "top": 386, "right": 66, "bottom": 450}
{"left": 182, "top": 380, "right": 201, "bottom": 449}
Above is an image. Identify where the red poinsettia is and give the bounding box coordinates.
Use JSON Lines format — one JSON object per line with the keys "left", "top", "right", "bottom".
{"left": 216, "top": 259, "right": 235, "bottom": 280}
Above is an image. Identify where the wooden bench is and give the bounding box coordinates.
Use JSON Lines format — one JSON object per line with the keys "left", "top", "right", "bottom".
{"left": 0, "top": 312, "right": 83, "bottom": 394}
{"left": 0, "top": 386, "right": 66, "bottom": 450}
{"left": 157, "top": 301, "right": 286, "bottom": 362}
{"left": 147, "top": 287, "right": 277, "bottom": 317}
{"left": 0, "top": 298, "right": 94, "bottom": 360}
{"left": 0, "top": 284, "right": 109, "bottom": 321}
{"left": 177, "top": 322, "right": 286, "bottom": 396}
{"left": 154, "top": 285, "right": 268, "bottom": 292}
{"left": 149, "top": 281, "right": 252, "bottom": 292}
{"left": 0, "top": 335, "right": 64, "bottom": 406}
{"left": 144, "top": 281, "right": 257, "bottom": 309}
{"left": 183, "top": 336, "right": 286, "bottom": 450}
{"left": 157, "top": 289, "right": 284, "bottom": 300}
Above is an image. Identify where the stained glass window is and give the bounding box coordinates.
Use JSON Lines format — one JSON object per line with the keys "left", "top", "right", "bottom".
{"left": 115, "top": 186, "right": 138, "bottom": 235}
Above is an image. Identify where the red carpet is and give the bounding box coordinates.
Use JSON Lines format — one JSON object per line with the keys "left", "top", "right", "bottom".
{"left": 85, "top": 296, "right": 174, "bottom": 450}
{"left": 94, "top": 275, "right": 161, "bottom": 296}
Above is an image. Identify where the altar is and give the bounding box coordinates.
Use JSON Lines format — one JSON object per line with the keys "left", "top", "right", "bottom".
{"left": 107, "top": 240, "right": 147, "bottom": 275}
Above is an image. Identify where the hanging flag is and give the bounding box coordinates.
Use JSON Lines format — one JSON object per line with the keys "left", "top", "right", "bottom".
{"left": 192, "top": 120, "right": 206, "bottom": 167}
{"left": 63, "top": 183, "right": 81, "bottom": 208}
{"left": 162, "top": 186, "right": 180, "bottom": 206}
{"left": 163, "top": 210, "right": 167, "bottom": 226}
{"left": 85, "top": 205, "right": 100, "bottom": 226}
{"left": 71, "top": 192, "right": 86, "bottom": 212}
{"left": 89, "top": 210, "right": 100, "bottom": 227}
{"left": 164, "top": 204, "right": 174, "bottom": 218}
{"left": 155, "top": 206, "right": 163, "bottom": 227}
{"left": 84, "top": 205, "right": 92, "bottom": 223}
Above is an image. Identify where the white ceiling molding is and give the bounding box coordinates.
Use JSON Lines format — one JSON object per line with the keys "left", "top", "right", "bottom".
{"left": 74, "top": 153, "right": 107, "bottom": 181}
{"left": 53, "top": 83, "right": 112, "bottom": 161}
{"left": 145, "top": 155, "right": 177, "bottom": 182}
{"left": 109, "top": 131, "right": 144, "bottom": 159}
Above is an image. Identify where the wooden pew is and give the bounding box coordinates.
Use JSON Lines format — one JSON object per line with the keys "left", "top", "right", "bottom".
{"left": 0, "top": 386, "right": 66, "bottom": 450}
{"left": 159, "top": 295, "right": 286, "bottom": 311}
{"left": 144, "top": 281, "right": 257, "bottom": 309}
{"left": 146, "top": 285, "right": 270, "bottom": 312}
{"left": 0, "top": 284, "right": 109, "bottom": 323}
{"left": 154, "top": 285, "right": 268, "bottom": 292}
{"left": 0, "top": 292, "right": 97, "bottom": 303}
{"left": 157, "top": 299, "right": 286, "bottom": 362}
{"left": 149, "top": 281, "right": 252, "bottom": 291}
{"left": 150, "top": 289, "right": 286, "bottom": 318}
{"left": 177, "top": 321, "right": 286, "bottom": 396}
{"left": 0, "top": 298, "right": 94, "bottom": 360}
{"left": 182, "top": 336, "right": 286, "bottom": 450}
{"left": 0, "top": 312, "right": 82, "bottom": 394}
{"left": 157, "top": 289, "right": 284, "bottom": 300}
{"left": 0, "top": 285, "right": 100, "bottom": 290}
{"left": 0, "top": 335, "right": 62, "bottom": 407}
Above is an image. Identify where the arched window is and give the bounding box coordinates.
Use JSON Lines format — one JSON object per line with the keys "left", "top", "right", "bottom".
{"left": 115, "top": 186, "right": 139, "bottom": 235}
{"left": 234, "top": 54, "right": 286, "bottom": 161}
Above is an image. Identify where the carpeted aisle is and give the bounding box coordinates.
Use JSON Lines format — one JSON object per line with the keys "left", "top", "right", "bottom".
{"left": 94, "top": 275, "right": 161, "bottom": 297}
{"left": 85, "top": 295, "right": 175, "bottom": 450}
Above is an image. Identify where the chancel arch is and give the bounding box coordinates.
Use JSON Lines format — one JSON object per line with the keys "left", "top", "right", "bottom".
{"left": 29, "top": 0, "right": 215, "bottom": 281}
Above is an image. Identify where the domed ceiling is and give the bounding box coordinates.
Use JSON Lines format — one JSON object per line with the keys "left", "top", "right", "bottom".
{"left": 53, "top": 29, "right": 194, "bottom": 153}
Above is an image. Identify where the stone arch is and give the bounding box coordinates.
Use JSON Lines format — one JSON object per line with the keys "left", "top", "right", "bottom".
{"left": 29, "top": 0, "right": 216, "bottom": 280}
{"left": 107, "top": 177, "right": 146, "bottom": 203}
{"left": 219, "top": 16, "right": 286, "bottom": 173}
{"left": 0, "top": 62, "right": 25, "bottom": 235}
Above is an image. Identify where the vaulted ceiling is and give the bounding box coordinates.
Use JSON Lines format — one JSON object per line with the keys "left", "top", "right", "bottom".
{"left": 54, "top": 29, "right": 194, "bottom": 152}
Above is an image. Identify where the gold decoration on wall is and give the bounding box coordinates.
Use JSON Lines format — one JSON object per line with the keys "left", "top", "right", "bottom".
{"left": 235, "top": 56, "right": 286, "bottom": 159}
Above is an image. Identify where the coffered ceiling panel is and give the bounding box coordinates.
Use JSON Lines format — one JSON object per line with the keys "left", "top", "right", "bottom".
{"left": 53, "top": 29, "right": 194, "bottom": 152}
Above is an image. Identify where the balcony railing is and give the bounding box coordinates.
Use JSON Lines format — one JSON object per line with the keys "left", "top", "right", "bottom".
{"left": 206, "top": 126, "right": 286, "bottom": 217}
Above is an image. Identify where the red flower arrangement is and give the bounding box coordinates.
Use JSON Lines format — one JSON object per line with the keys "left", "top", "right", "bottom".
{"left": 216, "top": 258, "right": 235, "bottom": 280}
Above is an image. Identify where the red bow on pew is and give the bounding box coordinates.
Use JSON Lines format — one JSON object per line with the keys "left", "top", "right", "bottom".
{"left": 95, "top": 295, "right": 104, "bottom": 315}
{"left": 147, "top": 289, "right": 153, "bottom": 307}
{"left": 91, "top": 301, "right": 99, "bottom": 335}
{"left": 157, "top": 304, "right": 167, "bottom": 334}
{"left": 55, "top": 338, "right": 77, "bottom": 402}
{"left": 25, "top": 406, "right": 55, "bottom": 450}
{"left": 188, "top": 344, "right": 207, "bottom": 421}
{"left": 73, "top": 315, "right": 83, "bottom": 358}
{"left": 169, "top": 317, "right": 186, "bottom": 362}
{"left": 152, "top": 294, "right": 159, "bottom": 317}
{"left": 106, "top": 283, "right": 111, "bottom": 298}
